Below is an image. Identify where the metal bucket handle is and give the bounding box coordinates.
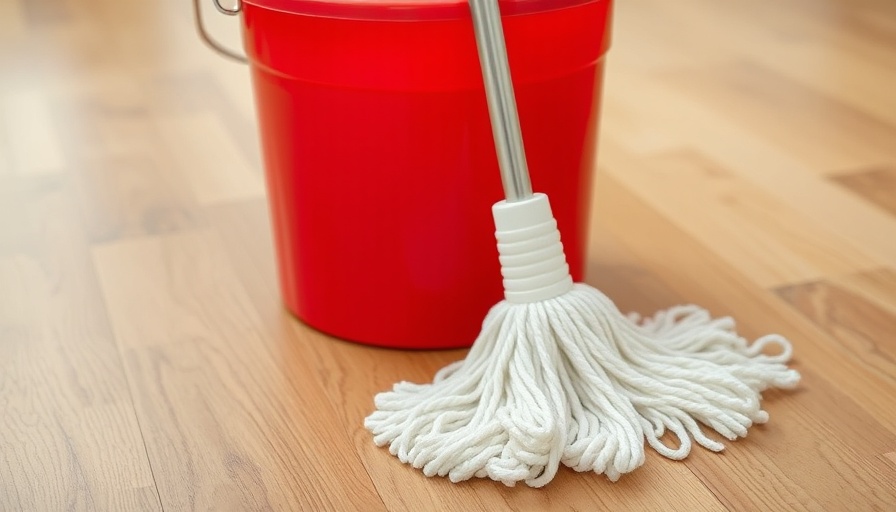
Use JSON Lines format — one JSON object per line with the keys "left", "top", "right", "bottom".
{"left": 193, "top": 0, "right": 248, "bottom": 63}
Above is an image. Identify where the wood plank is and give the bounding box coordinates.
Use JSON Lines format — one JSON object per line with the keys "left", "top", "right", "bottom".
{"left": 147, "top": 72, "right": 261, "bottom": 172}
{"left": 783, "top": 0, "right": 896, "bottom": 70}
{"left": 87, "top": 0, "right": 224, "bottom": 76}
{"left": 0, "top": 176, "right": 160, "bottom": 511}
{"left": 598, "top": 0, "right": 732, "bottom": 74}
{"left": 598, "top": 142, "right": 882, "bottom": 287}
{"left": 886, "top": 452, "right": 896, "bottom": 467}
{"left": 594, "top": 169, "right": 896, "bottom": 434}
{"left": 153, "top": 111, "right": 265, "bottom": 205}
{"left": 0, "top": 10, "right": 107, "bottom": 97}
{"left": 658, "top": 60, "right": 896, "bottom": 173}
{"left": 51, "top": 73, "right": 152, "bottom": 160}
{"left": 598, "top": 94, "right": 683, "bottom": 155}
{"left": 739, "top": 40, "right": 896, "bottom": 128}
{"left": 691, "top": 0, "right": 896, "bottom": 70}
{"left": 1, "top": 90, "right": 66, "bottom": 175}
{"left": 601, "top": 69, "right": 896, "bottom": 268}
{"left": 690, "top": 375, "right": 896, "bottom": 511}
{"left": 47, "top": 77, "right": 205, "bottom": 244}
{"left": 832, "top": 167, "right": 896, "bottom": 217}
{"left": 72, "top": 155, "right": 203, "bottom": 243}
{"left": 591, "top": 171, "right": 896, "bottom": 509}
{"left": 830, "top": 268, "right": 896, "bottom": 318}
{"left": 209, "top": 65, "right": 258, "bottom": 143}
{"left": 208, "top": 199, "right": 729, "bottom": 512}
{"left": 776, "top": 273, "right": 896, "bottom": 386}
{"left": 91, "top": 231, "right": 385, "bottom": 511}
{"left": 628, "top": 0, "right": 896, "bottom": 126}
{"left": 584, "top": 226, "right": 686, "bottom": 317}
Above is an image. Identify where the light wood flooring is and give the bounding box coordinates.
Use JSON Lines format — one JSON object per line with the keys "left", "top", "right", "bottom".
{"left": 1, "top": 0, "right": 895, "bottom": 509}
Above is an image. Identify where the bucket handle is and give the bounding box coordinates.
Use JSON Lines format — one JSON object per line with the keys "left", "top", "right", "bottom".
{"left": 192, "top": 0, "right": 248, "bottom": 64}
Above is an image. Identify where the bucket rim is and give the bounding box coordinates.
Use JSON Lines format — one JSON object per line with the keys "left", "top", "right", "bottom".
{"left": 242, "top": 0, "right": 609, "bottom": 22}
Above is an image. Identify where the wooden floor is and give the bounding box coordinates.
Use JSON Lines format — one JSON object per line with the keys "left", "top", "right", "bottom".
{"left": 2, "top": 0, "right": 895, "bottom": 510}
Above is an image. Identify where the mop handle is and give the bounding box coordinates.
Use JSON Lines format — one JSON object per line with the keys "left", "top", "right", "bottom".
{"left": 469, "top": 0, "right": 534, "bottom": 203}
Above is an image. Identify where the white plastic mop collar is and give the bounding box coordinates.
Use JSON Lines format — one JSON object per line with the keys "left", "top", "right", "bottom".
{"left": 364, "top": 0, "right": 800, "bottom": 488}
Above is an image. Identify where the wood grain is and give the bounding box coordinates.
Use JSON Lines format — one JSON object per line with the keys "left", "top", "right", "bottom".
{"left": 147, "top": 72, "right": 262, "bottom": 169}
{"left": 659, "top": 60, "right": 896, "bottom": 172}
{"left": 591, "top": 173, "right": 896, "bottom": 509}
{"left": 92, "top": 232, "right": 385, "bottom": 511}
{"left": 594, "top": 172, "right": 896, "bottom": 434}
{"left": 72, "top": 154, "right": 203, "bottom": 243}
{"left": 830, "top": 269, "right": 896, "bottom": 318}
{"left": 666, "top": 0, "right": 896, "bottom": 127}
{"left": 777, "top": 274, "right": 896, "bottom": 385}
{"left": 0, "top": 176, "right": 160, "bottom": 511}
{"left": 886, "top": 452, "right": 896, "bottom": 468}
{"left": 602, "top": 67, "right": 896, "bottom": 267}
{"left": 833, "top": 167, "right": 896, "bottom": 216}
{"left": 2, "top": 0, "right": 896, "bottom": 509}
{"left": 153, "top": 112, "right": 265, "bottom": 205}
{"left": 599, "top": 142, "right": 883, "bottom": 287}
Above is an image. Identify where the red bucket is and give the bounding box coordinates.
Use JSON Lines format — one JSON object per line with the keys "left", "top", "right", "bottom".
{"left": 197, "top": 0, "right": 612, "bottom": 349}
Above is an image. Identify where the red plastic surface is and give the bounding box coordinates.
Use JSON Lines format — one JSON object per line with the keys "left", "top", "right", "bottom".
{"left": 242, "top": 0, "right": 611, "bottom": 349}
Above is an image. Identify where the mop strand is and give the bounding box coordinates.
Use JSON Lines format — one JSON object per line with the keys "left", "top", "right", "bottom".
{"left": 364, "top": 194, "right": 800, "bottom": 487}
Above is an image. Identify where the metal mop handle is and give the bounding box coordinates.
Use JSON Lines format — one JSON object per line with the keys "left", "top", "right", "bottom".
{"left": 469, "top": 0, "right": 534, "bottom": 203}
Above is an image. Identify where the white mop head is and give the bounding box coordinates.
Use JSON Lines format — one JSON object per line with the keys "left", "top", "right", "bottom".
{"left": 365, "top": 193, "right": 800, "bottom": 487}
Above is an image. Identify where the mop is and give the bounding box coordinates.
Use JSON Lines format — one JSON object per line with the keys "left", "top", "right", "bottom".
{"left": 365, "top": 0, "right": 800, "bottom": 487}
